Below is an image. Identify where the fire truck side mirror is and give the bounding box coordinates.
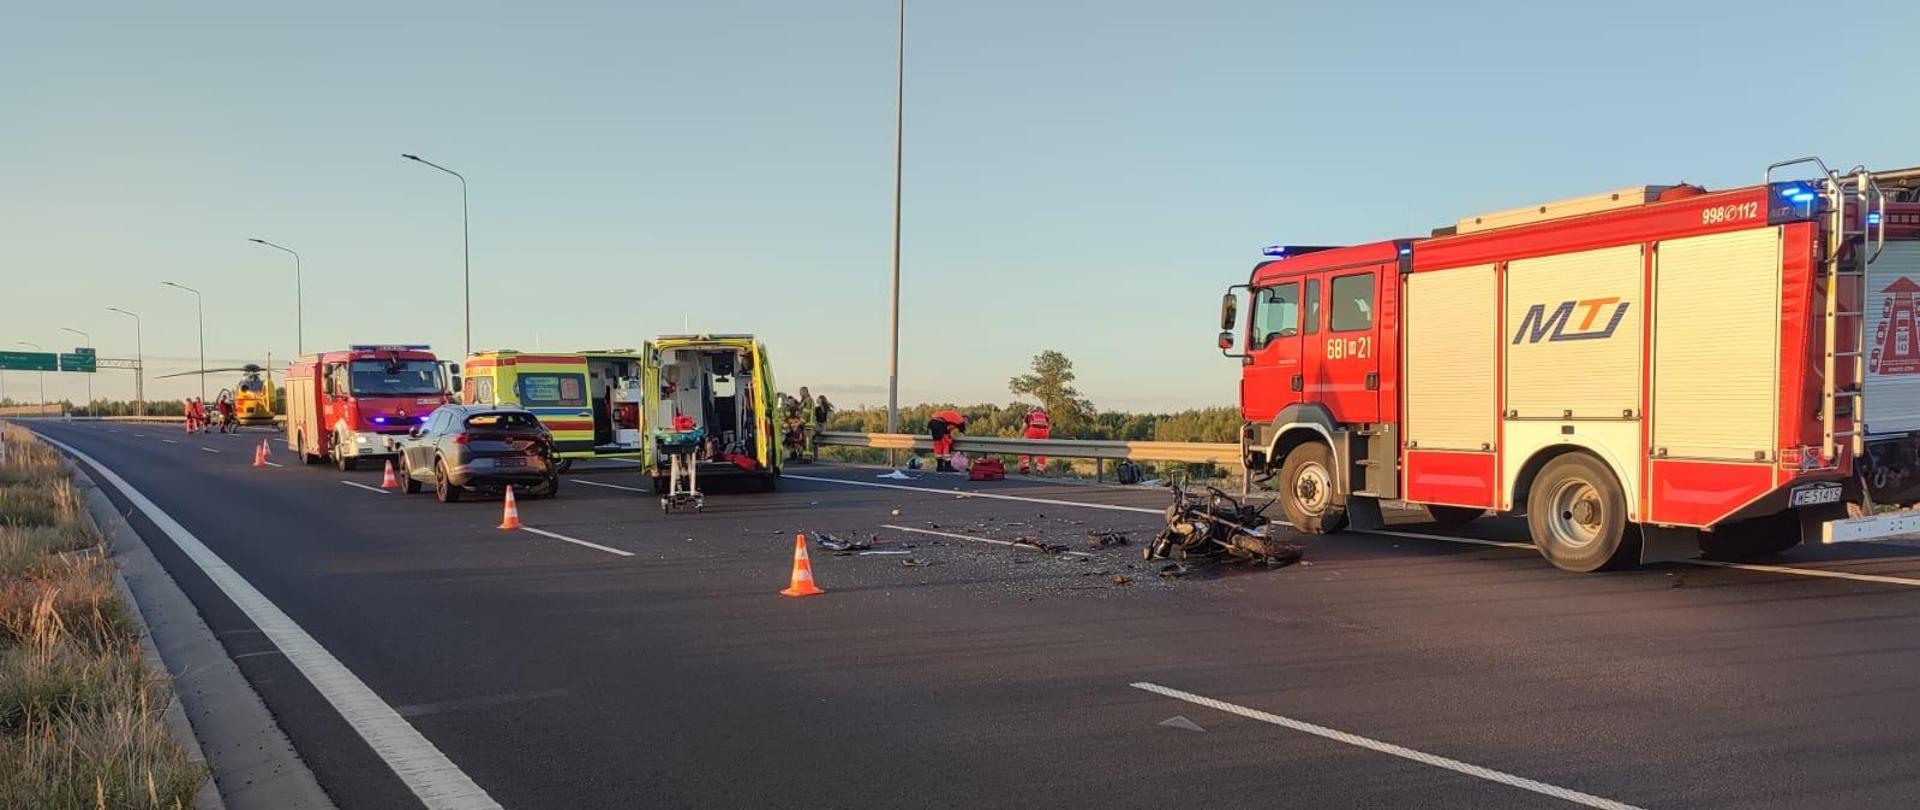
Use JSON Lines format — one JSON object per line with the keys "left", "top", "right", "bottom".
{"left": 1218, "top": 331, "right": 1235, "bottom": 350}
{"left": 1219, "top": 293, "right": 1239, "bottom": 330}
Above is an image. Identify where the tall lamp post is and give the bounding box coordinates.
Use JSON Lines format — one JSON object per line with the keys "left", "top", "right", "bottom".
{"left": 401, "top": 153, "right": 472, "bottom": 356}
{"left": 107, "top": 307, "right": 144, "bottom": 416}
{"left": 249, "top": 238, "right": 303, "bottom": 354}
{"left": 886, "top": 0, "right": 906, "bottom": 438}
{"left": 161, "top": 282, "right": 206, "bottom": 402}
{"left": 60, "top": 327, "right": 91, "bottom": 413}
{"left": 14, "top": 342, "right": 46, "bottom": 414}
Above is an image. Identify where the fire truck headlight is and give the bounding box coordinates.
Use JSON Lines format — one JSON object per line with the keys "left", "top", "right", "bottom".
{"left": 356, "top": 435, "right": 370, "bottom": 444}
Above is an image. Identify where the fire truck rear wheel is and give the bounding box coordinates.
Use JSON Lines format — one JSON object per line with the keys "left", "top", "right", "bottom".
{"left": 1277, "top": 442, "right": 1347, "bottom": 534}
{"left": 1527, "top": 454, "right": 1630, "bottom": 573}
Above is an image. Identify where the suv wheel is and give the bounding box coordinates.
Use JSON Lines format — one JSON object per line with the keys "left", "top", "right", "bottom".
{"left": 435, "top": 459, "right": 460, "bottom": 503}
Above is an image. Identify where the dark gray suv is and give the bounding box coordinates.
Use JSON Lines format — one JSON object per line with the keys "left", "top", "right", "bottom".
{"left": 398, "top": 405, "right": 559, "bottom": 502}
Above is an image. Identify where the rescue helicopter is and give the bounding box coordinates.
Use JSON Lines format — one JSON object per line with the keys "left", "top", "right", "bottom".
{"left": 156, "top": 363, "right": 278, "bottom": 424}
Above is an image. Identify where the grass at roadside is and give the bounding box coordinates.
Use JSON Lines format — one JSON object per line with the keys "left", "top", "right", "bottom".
{"left": 0, "top": 423, "right": 204, "bottom": 808}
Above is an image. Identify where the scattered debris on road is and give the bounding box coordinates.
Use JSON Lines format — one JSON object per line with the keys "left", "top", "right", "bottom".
{"left": 1158, "top": 563, "right": 1188, "bottom": 579}
{"left": 1013, "top": 537, "right": 1070, "bottom": 555}
{"left": 1113, "top": 575, "right": 1133, "bottom": 586}
{"left": 817, "top": 532, "right": 874, "bottom": 552}
{"left": 902, "top": 558, "right": 928, "bottom": 567}
{"left": 1086, "top": 530, "right": 1130, "bottom": 548}
{"left": 877, "top": 470, "right": 914, "bottom": 480}
{"left": 1158, "top": 715, "right": 1205, "bottom": 732}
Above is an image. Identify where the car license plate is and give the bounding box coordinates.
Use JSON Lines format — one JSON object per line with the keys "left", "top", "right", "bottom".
{"left": 494, "top": 457, "right": 527, "bottom": 468}
{"left": 1790, "top": 482, "right": 1842, "bottom": 507}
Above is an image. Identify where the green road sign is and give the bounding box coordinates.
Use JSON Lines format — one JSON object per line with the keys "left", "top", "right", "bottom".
{"left": 59, "top": 350, "right": 97, "bottom": 373}
{"left": 0, "top": 351, "right": 58, "bottom": 372}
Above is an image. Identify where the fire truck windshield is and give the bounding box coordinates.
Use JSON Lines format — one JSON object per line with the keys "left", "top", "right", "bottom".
{"left": 348, "top": 360, "right": 443, "bottom": 396}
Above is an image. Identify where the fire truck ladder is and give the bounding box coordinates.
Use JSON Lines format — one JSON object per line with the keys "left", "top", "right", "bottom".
{"left": 1769, "top": 158, "right": 1888, "bottom": 462}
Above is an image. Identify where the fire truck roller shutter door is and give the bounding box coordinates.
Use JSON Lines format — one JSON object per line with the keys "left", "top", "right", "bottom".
{"left": 1504, "top": 244, "right": 1644, "bottom": 420}
{"left": 1404, "top": 264, "right": 1499, "bottom": 508}
{"left": 1864, "top": 241, "right": 1920, "bottom": 434}
{"left": 1502, "top": 244, "right": 1646, "bottom": 516}
{"left": 1652, "top": 227, "right": 1782, "bottom": 462}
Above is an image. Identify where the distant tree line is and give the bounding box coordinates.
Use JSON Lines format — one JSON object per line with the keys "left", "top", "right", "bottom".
{"left": 822, "top": 350, "right": 1240, "bottom": 444}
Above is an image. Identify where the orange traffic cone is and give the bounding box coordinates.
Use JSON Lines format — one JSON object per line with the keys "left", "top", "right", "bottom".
{"left": 779, "top": 533, "right": 825, "bottom": 597}
{"left": 260, "top": 439, "right": 271, "bottom": 461}
{"left": 380, "top": 460, "right": 398, "bottom": 489}
{"left": 497, "top": 486, "right": 523, "bottom": 530}
{"left": 252, "top": 443, "right": 265, "bottom": 467}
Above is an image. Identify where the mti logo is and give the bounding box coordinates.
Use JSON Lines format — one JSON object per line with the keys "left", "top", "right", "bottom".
{"left": 1512, "top": 297, "right": 1630, "bottom": 344}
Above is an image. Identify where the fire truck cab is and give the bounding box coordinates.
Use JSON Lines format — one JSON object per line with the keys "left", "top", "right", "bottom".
{"left": 284, "top": 345, "right": 458, "bottom": 471}
{"left": 1222, "top": 159, "right": 1920, "bottom": 572}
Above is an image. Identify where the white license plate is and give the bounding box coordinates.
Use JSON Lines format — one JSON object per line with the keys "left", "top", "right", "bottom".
{"left": 1790, "top": 483, "right": 1842, "bottom": 506}
{"left": 493, "top": 457, "right": 527, "bottom": 468}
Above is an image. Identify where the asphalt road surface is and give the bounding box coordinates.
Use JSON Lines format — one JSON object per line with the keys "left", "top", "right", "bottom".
{"left": 28, "top": 419, "right": 1920, "bottom": 809}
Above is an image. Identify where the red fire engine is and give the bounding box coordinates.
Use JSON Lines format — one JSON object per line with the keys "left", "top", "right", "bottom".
{"left": 284, "top": 345, "right": 459, "bottom": 471}
{"left": 1222, "top": 158, "right": 1920, "bottom": 572}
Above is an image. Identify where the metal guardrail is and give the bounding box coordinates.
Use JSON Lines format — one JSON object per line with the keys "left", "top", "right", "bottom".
{"left": 815, "top": 431, "right": 1241, "bottom": 465}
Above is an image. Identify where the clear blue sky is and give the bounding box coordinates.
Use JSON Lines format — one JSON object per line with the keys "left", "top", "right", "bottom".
{"left": 4, "top": 0, "right": 1916, "bottom": 411}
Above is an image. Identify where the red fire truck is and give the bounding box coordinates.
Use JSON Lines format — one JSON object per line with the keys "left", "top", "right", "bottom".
{"left": 284, "top": 345, "right": 459, "bottom": 471}
{"left": 1221, "top": 158, "right": 1920, "bottom": 571}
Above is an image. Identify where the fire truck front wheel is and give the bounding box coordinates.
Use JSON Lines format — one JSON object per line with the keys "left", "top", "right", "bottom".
{"left": 1527, "top": 454, "right": 1631, "bottom": 573}
{"left": 1277, "top": 442, "right": 1347, "bottom": 534}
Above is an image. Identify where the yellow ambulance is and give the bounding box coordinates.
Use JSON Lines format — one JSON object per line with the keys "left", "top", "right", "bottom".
{"left": 461, "top": 350, "right": 647, "bottom": 470}
{"left": 643, "top": 335, "right": 780, "bottom": 491}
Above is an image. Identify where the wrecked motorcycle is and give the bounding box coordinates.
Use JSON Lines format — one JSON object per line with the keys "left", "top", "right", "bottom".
{"left": 1145, "top": 481, "right": 1303, "bottom": 565}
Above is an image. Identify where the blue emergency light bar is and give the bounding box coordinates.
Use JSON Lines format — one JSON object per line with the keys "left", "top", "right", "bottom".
{"left": 1259, "top": 245, "right": 1338, "bottom": 259}
{"left": 1766, "top": 181, "right": 1823, "bottom": 225}
{"left": 350, "top": 344, "right": 432, "bottom": 352}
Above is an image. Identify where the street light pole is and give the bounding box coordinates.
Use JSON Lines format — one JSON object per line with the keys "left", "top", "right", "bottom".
{"left": 60, "top": 327, "right": 91, "bottom": 414}
{"left": 886, "top": 0, "right": 906, "bottom": 438}
{"left": 107, "top": 307, "right": 144, "bottom": 416}
{"left": 249, "top": 238, "right": 303, "bottom": 354}
{"left": 401, "top": 154, "right": 471, "bottom": 356}
{"left": 15, "top": 342, "right": 45, "bottom": 414}
{"left": 162, "top": 282, "right": 206, "bottom": 402}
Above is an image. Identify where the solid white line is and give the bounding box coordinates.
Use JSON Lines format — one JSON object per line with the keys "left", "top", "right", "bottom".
{"left": 340, "top": 481, "right": 392, "bottom": 495}
{"left": 883, "top": 524, "right": 1095, "bottom": 557}
{"left": 1681, "top": 557, "right": 1920, "bottom": 587}
{"left": 264, "top": 461, "right": 284, "bottom": 468}
{"left": 35, "top": 434, "right": 501, "bottom": 809}
{"left": 785, "top": 473, "right": 1162, "bottom": 515}
{"left": 200, "top": 447, "right": 220, "bottom": 454}
{"left": 1131, "top": 682, "right": 1642, "bottom": 810}
{"left": 570, "top": 478, "right": 651, "bottom": 494}
{"left": 519, "top": 526, "right": 634, "bottom": 557}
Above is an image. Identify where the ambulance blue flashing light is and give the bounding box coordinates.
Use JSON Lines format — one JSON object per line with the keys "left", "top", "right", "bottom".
{"left": 1868, "top": 212, "right": 1883, "bottom": 226}
{"left": 1261, "top": 244, "right": 1289, "bottom": 258}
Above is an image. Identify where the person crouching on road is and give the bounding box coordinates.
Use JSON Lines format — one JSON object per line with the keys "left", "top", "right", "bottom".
{"left": 927, "top": 410, "right": 966, "bottom": 472}
{"left": 1019, "top": 406, "right": 1051, "bottom": 475}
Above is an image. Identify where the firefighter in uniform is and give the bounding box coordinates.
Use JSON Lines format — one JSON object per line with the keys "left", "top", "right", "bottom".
{"left": 797, "top": 386, "right": 817, "bottom": 462}
{"left": 1019, "top": 406, "right": 1051, "bottom": 474}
